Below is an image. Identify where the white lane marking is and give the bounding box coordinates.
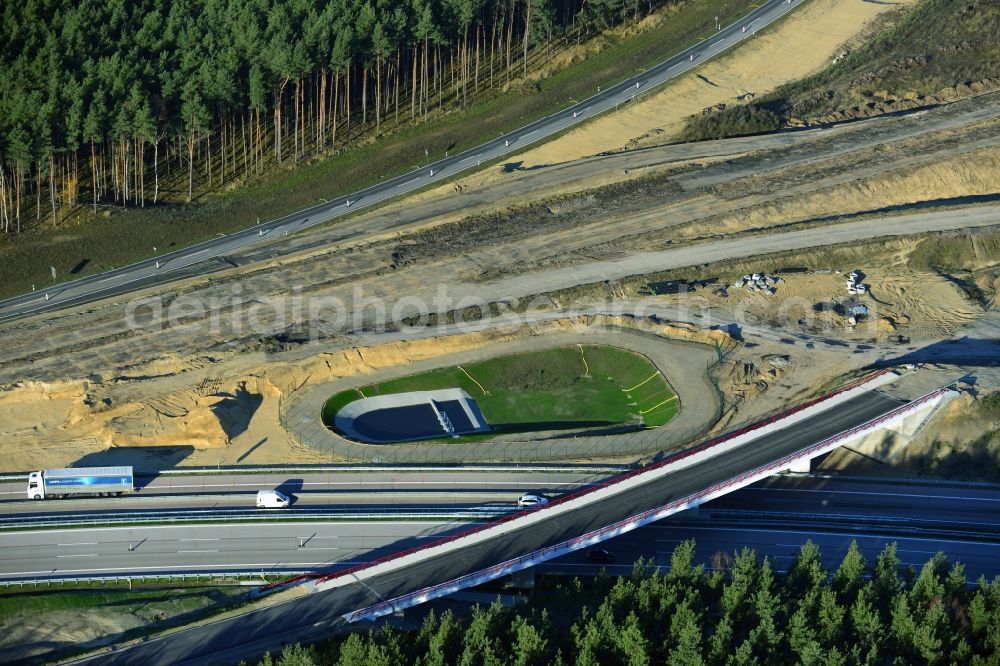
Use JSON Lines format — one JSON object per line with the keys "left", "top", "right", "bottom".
{"left": 178, "top": 549, "right": 219, "bottom": 554}
{"left": 57, "top": 542, "right": 98, "bottom": 546}
{"left": 4, "top": 561, "right": 368, "bottom": 577}
{"left": 397, "top": 178, "right": 419, "bottom": 188}
{"left": 674, "top": 525, "right": 1000, "bottom": 547}
{"left": 97, "top": 275, "right": 120, "bottom": 283}
{"left": 155, "top": 480, "right": 581, "bottom": 489}
{"left": 459, "top": 154, "right": 482, "bottom": 163}
{"left": 180, "top": 538, "right": 219, "bottom": 542}
{"left": 304, "top": 547, "right": 339, "bottom": 551}
{"left": 742, "top": 488, "right": 1000, "bottom": 503}
{"left": 57, "top": 553, "right": 97, "bottom": 558}
{"left": 15, "top": 520, "right": 466, "bottom": 536}
{"left": 186, "top": 248, "right": 212, "bottom": 258}
{"left": 522, "top": 130, "right": 537, "bottom": 137}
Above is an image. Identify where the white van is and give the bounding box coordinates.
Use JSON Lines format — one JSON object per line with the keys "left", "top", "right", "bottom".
{"left": 256, "top": 490, "right": 290, "bottom": 508}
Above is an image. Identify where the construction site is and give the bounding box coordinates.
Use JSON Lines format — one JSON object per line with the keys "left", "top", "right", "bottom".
{"left": 0, "top": 0, "right": 998, "bottom": 480}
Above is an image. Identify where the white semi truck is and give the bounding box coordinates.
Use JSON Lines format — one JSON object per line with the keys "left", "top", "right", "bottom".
{"left": 27, "top": 466, "right": 135, "bottom": 499}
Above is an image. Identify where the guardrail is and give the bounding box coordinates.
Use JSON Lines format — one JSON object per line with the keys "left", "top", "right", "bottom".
{"left": 311, "top": 369, "right": 896, "bottom": 587}
{"left": 343, "top": 387, "right": 947, "bottom": 622}
{"left": 0, "top": 462, "right": 633, "bottom": 483}
{"left": 0, "top": 507, "right": 509, "bottom": 531}
{"left": 1, "top": 571, "right": 304, "bottom": 588}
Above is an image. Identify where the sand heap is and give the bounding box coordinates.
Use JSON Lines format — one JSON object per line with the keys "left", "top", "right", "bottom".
{"left": 0, "top": 315, "right": 735, "bottom": 470}
{"left": 701, "top": 146, "right": 1000, "bottom": 238}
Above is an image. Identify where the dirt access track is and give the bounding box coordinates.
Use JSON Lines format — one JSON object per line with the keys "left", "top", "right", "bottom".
{"left": 1, "top": 5, "right": 999, "bottom": 469}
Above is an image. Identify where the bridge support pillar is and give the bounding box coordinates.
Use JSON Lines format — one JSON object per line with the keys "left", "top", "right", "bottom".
{"left": 786, "top": 458, "right": 810, "bottom": 473}
{"left": 510, "top": 567, "right": 536, "bottom": 589}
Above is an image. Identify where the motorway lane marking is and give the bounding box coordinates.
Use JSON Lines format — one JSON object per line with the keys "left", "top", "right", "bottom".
{"left": 151, "top": 480, "right": 581, "bottom": 489}
{"left": 458, "top": 154, "right": 482, "bottom": 163}
{"left": 178, "top": 549, "right": 219, "bottom": 554}
{"left": 180, "top": 538, "right": 219, "bottom": 542}
{"left": 57, "top": 542, "right": 98, "bottom": 546}
{"left": 672, "top": 525, "right": 1000, "bottom": 548}
{"left": 397, "top": 178, "right": 420, "bottom": 188}
{"left": 738, "top": 488, "right": 1000, "bottom": 503}
{"left": 3, "top": 561, "right": 369, "bottom": 577}
{"left": 57, "top": 553, "right": 97, "bottom": 558}
{"left": 22, "top": 520, "right": 462, "bottom": 536}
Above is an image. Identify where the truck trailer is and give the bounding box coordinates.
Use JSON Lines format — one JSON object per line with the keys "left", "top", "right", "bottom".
{"left": 27, "top": 466, "right": 135, "bottom": 500}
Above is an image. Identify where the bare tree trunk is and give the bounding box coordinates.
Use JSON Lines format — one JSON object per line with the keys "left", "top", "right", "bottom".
{"left": 319, "top": 68, "right": 327, "bottom": 149}
{"left": 411, "top": 44, "right": 418, "bottom": 120}
{"left": 15, "top": 162, "right": 22, "bottom": 232}
{"left": 0, "top": 167, "right": 9, "bottom": 234}
{"left": 346, "top": 67, "right": 352, "bottom": 141}
{"left": 153, "top": 135, "right": 159, "bottom": 204}
{"left": 523, "top": 0, "right": 531, "bottom": 79}
{"left": 375, "top": 55, "right": 381, "bottom": 135}
{"left": 506, "top": 0, "right": 515, "bottom": 84}
{"left": 90, "top": 141, "right": 97, "bottom": 214}
{"left": 293, "top": 84, "right": 297, "bottom": 161}
{"left": 48, "top": 154, "right": 57, "bottom": 227}
{"left": 332, "top": 71, "right": 340, "bottom": 150}
{"left": 187, "top": 131, "right": 195, "bottom": 203}
{"left": 241, "top": 109, "right": 247, "bottom": 176}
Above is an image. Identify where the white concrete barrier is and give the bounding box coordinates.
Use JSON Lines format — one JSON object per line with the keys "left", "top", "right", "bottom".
{"left": 313, "top": 370, "right": 899, "bottom": 594}
{"left": 343, "top": 387, "right": 950, "bottom": 622}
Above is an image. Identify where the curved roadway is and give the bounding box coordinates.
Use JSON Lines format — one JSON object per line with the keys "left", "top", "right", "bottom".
{"left": 0, "top": 0, "right": 802, "bottom": 324}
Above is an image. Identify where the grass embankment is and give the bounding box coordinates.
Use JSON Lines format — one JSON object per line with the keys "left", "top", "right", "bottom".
{"left": 0, "top": 0, "right": 757, "bottom": 300}
{"left": 322, "top": 345, "right": 677, "bottom": 438}
{"left": 0, "top": 585, "right": 243, "bottom": 620}
{"left": 0, "top": 585, "right": 249, "bottom": 661}
{"left": 682, "top": 0, "right": 1000, "bottom": 141}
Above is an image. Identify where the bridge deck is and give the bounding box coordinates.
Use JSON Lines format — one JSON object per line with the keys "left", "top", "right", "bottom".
{"left": 96, "top": 390, "right": 902, "bottom": 665}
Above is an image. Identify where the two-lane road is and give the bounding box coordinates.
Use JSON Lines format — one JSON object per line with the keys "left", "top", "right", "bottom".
{"left": 0, "top": 0, "right": 804, "bottom": 323}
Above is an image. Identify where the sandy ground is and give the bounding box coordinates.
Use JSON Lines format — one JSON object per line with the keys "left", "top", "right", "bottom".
{"left": 0, "top": 586, "right": 247, "bottom": 662}
{"left": 392, "top": 0, "right": 914, "bottom": 212}
{"left": 647, "top": 259, "right": 985, "bottom": 342}
{"left": 0, "top": 14, "right": 996, "bottom": 473}
{"left": 283, "top": 319, "right": 729, "bottom": 464}
{"left": 818, "top": 386, "right": 1000, "bottom": 481}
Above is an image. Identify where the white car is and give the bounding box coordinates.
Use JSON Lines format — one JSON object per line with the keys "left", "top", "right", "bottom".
{"left": 256, "top": 489, "right": 290, "bottom": 508}
{"left": 517, "top": 494, "right": 549, "bottom": 508}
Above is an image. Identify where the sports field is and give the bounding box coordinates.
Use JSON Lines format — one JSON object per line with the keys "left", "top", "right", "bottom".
{"left": 321, "top": 345, "right": 678, "bottom": 438}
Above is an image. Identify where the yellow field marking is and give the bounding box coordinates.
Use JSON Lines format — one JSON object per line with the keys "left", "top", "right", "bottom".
{"left": 458, "top": 366, "right": 488, "bottom": 395}
{"left": 623, "top": 371, "right": 662, "bottom": 393}
{"left": 577, "top": 345, "right": 590, "bottom": 376}
{"left": 639, "top": 394, "right": 679, "bottom": 414}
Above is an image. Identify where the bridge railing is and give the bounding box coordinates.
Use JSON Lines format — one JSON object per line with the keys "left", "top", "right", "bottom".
{"left": 312, "top": 369, "right": 895, "bottom": 586}
{"left": 344, "top": 387, "right": 947, "bottom": 622}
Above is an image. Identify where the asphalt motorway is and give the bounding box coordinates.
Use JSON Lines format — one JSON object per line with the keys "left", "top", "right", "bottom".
{"left": 84, "top": 390, "right": 908, "bottom": 665}
{"left": 8, "top": 473, "right": 1000, "bottom": 583}
{"left": 0, "top": 469, "right": 614, "bottom": 514}
{"left": 0, "top": 0, "right": 803, "bottom": 324}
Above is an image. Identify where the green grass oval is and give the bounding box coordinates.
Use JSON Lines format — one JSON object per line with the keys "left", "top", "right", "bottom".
{"left": 321, "top": 345, "right": 678, "bottom": 439}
